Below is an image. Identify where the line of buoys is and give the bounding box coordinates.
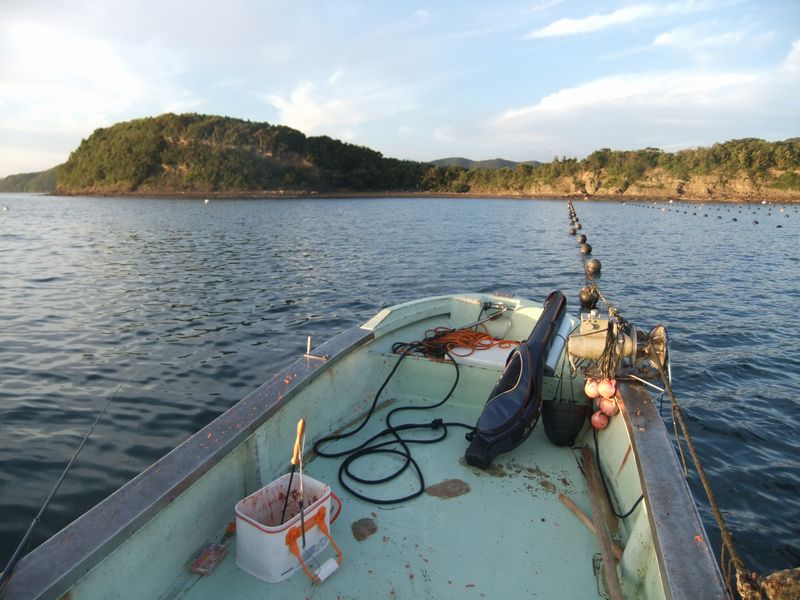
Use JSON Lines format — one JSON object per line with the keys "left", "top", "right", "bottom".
{"left": 579, "top": 285, "right": 599, "bottom": 310}
{"left": 622, "top": 199, "right": 797, "bottom": 224}
{"left": 568, "top": 201, "right": 601, "bottom": 310}
{"left": 566, "top": 203, "right": 618, "bottom": 429}
{"left": 586, "top": 258, "right": 602, "bottom": 275}
{"left": 622, "top": 199, "right": 797, "bottom": 229}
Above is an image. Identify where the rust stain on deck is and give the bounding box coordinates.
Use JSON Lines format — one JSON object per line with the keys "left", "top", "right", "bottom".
{"left": 522, "top": 465, "right": 547, "bottom": 479}
{"left": 486, "top": 463, "right": 507, "bottom": 477}
{"left": 538, "top": 479, "right": 556, "bottom": 493}
{"left": 425, "top": 479, "right": 471, "bottom": 498}
{"left": 458, "top": 456, "right": 506, "bottom": 476}
{"left": 351, "top": 517, "right": 378, "bottom": 541}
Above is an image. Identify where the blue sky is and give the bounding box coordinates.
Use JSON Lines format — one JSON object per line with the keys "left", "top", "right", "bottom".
{"left": 1, "top": 0, "right": 799, "bottom": 177}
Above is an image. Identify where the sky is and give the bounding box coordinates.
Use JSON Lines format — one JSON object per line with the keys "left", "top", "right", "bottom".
{"left": 1, "top": 0, "right": 799, "bottom": 177}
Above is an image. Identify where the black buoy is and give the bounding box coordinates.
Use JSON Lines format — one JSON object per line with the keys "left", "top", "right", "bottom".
{"left": 586, "top": 258, "right": 602, "bottom": 274}
{"left": 577, "top": 234, "right": 586, "bottom": 243}
{"left": 569, "top": 227, "right": 576, "bottom": 235}
{"left": 579, "top": 285, "right": 599, "bottom": 310}
{"left": 575, "top": 223, "right": 582, "bottom": 229}
{"left": 580, "top": 243, "right": 592, "bottom": 255}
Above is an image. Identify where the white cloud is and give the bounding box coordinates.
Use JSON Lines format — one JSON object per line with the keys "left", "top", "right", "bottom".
{"left": 526, "top": 1, "right": 711, "bottom": 38}
{"left": 499, "top": 71, "right": 757, "bottom": 120}
{"left": 265, "top": 79, "right": 417, "bottom": 137}
{"left": 652, "top": 26, "right": 748, "bottom": 50}
{"left": 328, "top": 68, "right": 344, "bottom": 85}
{"left": 599, "top": 24, "right": 771, "bottom": 64}
{"left": 785, "top": 39, "right": 800, "bottom": 73}
{"left": 0, "top": 19, "right": 201, "bottom": 174}
{"left": 1, "top": 22, "right": 144, "bottom": 132}
{"left": 490, "top": 39, "right": 800, "bottom": 158}
{"left": 524, "top": 0, "right": 565, "bottom": 14}
{"left": 0, "top": 21, "right": 198, "bottom": 134}
{"left": 433, "top": 126, "right": 456, "bottom": 142}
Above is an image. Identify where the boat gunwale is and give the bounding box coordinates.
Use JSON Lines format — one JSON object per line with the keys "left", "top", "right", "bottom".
{"left": 2, "top": 326, "right": 374, "bottom": 600}
{"left": 617, "top": 382, "right": 728, "bottom": 599}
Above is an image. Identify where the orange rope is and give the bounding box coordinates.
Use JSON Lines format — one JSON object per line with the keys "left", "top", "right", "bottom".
{"left": 421, "top": 326, "right": 518, "bottom": 358}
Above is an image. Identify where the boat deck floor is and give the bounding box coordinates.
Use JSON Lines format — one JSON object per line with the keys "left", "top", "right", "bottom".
{"left": 178, "top": 399, "right": 601, "bottom": 599}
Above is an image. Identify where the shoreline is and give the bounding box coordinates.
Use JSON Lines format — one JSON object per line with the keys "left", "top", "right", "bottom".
{"left": 50, "top": 189, "right": 800, "bottom": 204}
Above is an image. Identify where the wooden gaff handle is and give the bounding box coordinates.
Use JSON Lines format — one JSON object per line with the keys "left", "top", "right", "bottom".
{"left": 291, "top": 418, "right": 306, "bottom": 466}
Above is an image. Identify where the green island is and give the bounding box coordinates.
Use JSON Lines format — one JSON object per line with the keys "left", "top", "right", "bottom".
{"left": 2, "top": 113, "right": 799, "bottom": 201}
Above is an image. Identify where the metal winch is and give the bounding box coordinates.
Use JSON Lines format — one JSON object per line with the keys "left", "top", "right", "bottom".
{"left": 566, "top": 310, "right": 636, "bottom": 360}
{"left": 567, "top": 310, "right": 669, "bottom": 378}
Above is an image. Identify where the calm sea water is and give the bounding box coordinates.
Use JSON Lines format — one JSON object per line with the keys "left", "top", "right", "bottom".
{"left": 1, "top": 194, "right": 798, "bottom": 576}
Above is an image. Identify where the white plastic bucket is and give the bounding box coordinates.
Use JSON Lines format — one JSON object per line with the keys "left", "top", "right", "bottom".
{"left": 234, "top": 473, "right": 340, "bottom": 583}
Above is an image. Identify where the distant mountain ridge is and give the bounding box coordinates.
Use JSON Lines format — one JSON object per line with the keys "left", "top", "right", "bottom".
{"left": 430, "top": 157, "right": 542, "bottom": 169}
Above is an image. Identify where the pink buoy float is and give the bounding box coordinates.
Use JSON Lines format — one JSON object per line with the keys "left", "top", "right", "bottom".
{"left": 591, "top": 410, "right": 609, "bottom": 430}
{"left": 599, "top": 397, "right": 619, "bottom": 417}
{"left": 597, "top": 378, "right": 616, "bottom": 399}
{"left": 584, "top": 378, "right": 600, "bottom": 398}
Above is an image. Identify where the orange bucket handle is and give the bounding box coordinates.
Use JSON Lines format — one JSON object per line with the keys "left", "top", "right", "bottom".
{"left": 285, "top": 505, "right": 343, "bottom": 583}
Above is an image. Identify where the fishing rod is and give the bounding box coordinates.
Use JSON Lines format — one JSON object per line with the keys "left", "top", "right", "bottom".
{"left": 0, "top": 382, "right": 121, "bottom": 594}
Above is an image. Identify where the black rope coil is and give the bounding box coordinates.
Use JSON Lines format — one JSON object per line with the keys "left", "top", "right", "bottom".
{"left": 312, "top": 330, "right": 475, "bottom": 505}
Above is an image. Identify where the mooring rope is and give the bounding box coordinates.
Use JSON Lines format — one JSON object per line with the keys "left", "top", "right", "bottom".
{"left": 648, "top": 349, "right": 757, "bottom": 598}
{"left": 565, "top": 200, "right": 777, "bottom": 600}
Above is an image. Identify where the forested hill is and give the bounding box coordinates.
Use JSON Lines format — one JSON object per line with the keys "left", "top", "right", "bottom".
{"left": 4, "top": 112, "right": 799, "bottom": 200}
{"left": 56, "top": 113, "right": 429, "bottom": 194}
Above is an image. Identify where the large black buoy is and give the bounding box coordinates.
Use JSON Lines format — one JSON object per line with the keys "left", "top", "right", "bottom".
{"left": 586, "top": 258, "right": 602, "bottom": 274}
{"left": 579, "top": 285, "right": 599, "bottom": 310}
{"left": 580, "top": 243, "right": 592, "bottom": 255}
{"left": 577, "top": 233, "right": 586, "bottom": 243}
